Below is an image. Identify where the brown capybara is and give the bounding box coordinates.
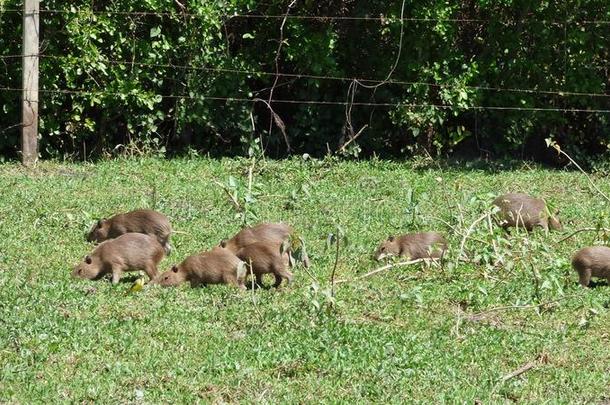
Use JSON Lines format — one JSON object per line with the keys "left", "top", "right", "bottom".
{"left": 571, "top": 246, "right": 610, "bottom": 287}
{"left": 492, "top": 193, "right": 562, "bottom": 232}
{"left": 87, "top": 209, "right": 172, "bottom": 254}
{"left": 235, "top": 241, "right": 293, "bottom": 288}
{"left": 375, "top": 232, "right": 447, "bottom": 261}
{"left": 220, "top": 222, "right": 311, "bottom": 268}
{"left": 152, "top": 247, "right": 247, "bottom": 289}
{"left": 72, "top": 233, "right": 164, "bottom": 284}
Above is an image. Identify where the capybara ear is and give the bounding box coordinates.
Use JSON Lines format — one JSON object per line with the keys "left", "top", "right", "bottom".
{"left": 388, "top": 235, "right": 395, "bottom": 242}
{"left": 171, "top": 264, "right": 178, "bottom": 273}
{"left": 219, "top": 239, "right": 227, "bottom": 248}
{"left": 97, "top": 219, "right": 105, "bottom": 227}
{"left": 85, "top": 255, "right": 92, "bottom": 264}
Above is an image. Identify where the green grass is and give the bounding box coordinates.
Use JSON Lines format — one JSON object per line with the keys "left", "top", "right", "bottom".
{"left": 0, "top": 157, "right": 609, "bottom": 403}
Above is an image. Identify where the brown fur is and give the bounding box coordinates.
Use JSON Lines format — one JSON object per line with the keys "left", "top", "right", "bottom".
{"left": 375, "top": 232, "right": 447, "bottom": 261}
{"left": 220, "top": 222, "right": 310, "bottom": 268}
{"left": 87, "top": 209, "right": 172, "bottom": 254}
{"left": 571, "top": 246, "right": 610, "bottom": 287}
{"left": 72, "top": 233, "right": 164, "bottom": 284}
{"left": 221, "top": 223, "right": 293, "bottom": 252}
{"left": 235, "top": 242, "right": 293, "bottom": 288}
{"left": 492, "top": 193, "right": 562, "bottom": 232}
{"left": 152, "top": 247, "right": 246, "bottom": 289}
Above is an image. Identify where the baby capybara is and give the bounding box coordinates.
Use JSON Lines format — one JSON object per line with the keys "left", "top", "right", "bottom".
{"left": 152, "top": 247, "right": 246, "bottom": 289}
{"left": 375, "top": 232, "right": 447, "bottom": 261}
{"left": 492, "top": 193, "right": 562, "bottom": 232}
{"left": 87, "top": 209, "right": 172, "bottom": 254}
{"left": 571, "top": 246, "right": 610, "bottom": 287}
{"left": 235, "top": 241, "right": 293, "bottom": 288}
{"left": 221, "top": 222, "right": 292, "bottom": 252}
{"left": 221, "top": 222, "right": 310, "bottom": 267}
{"left": 72, "top": 233, "right": 164, "bottom": 284}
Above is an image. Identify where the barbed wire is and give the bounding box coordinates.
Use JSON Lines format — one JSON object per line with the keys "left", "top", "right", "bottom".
{"left": 1, "top": 86, "right": 610, "bottom": 113}
{"left": 1, "top": 8, "right": 610, "bottom": 24}
{"left": 2, "top": 54, "right": 609, "bottom": 99}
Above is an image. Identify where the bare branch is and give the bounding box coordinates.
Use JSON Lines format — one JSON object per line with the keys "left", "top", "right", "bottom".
{"left": 555, "top": 227, "right": 610, "bottom": 244}
{"left": 213, "top": 180, "right": 241, "bottom": 211}
{"left": 335, "top": 258, "right": 431, "bottom": 284}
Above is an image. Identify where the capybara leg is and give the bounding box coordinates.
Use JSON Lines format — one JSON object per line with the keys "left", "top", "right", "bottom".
{"left": 255, "top": 273, "right": 264, "bottom": 288}
{"left": 302, "top": 253, "right": 311, "bottom": 268}
{"left": 275, "top": 268, "right": 294, "bottom": 287}
{"left": 273, "top": 274, "right": 283, "bottom": 288}
{"left": 163, "top": 241, "right": 172, "bottom": 256}
{"left": 578, "top": 268, "right": 592, "bottom": 287}
{"left": 111, "top": 268, "right": 123, "bottom": 284}
{"left": 144, "top": 264, "right": 158, "bottom": 281}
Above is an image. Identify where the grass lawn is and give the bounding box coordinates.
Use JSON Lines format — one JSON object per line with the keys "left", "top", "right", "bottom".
{"left": 0, "top": 157, "right": 609, "bottom": 403}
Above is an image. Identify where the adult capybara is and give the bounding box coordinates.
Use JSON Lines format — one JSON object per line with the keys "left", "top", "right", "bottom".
{"left": 72, "top": 233, "right": 164, "bottom": 284}
{"left": 375, "top": 232, "right": 447, "bottom": 261}
{"left": 152, "top": 247, "right": 246, "bottom": 289}
{"left": 221, "top": 222, "right": 310, "bottom": 267}
{"left": 87, "top": 209, "right": 172, "bottom": 254}
{"left": 571, "top": 246, "right": 610, "bottom": 287}
{"left": 235, "top": 241, "right": 293, "bottom": 288}
{"left": 492, "top": 193, "right": 562, "bottom": 232}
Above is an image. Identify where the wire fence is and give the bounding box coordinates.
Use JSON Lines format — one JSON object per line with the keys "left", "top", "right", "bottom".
{"left": 2, "top": 2, "right": 610, "bottom": 156}
{"left": 1, "top": 54, "right": 609, "bottom": 101}
{"left": 2, "top": 86, "right": 609, "bottom": 114}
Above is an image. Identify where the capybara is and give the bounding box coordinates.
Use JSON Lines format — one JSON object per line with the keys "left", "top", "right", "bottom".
{"left": 571, "top": 246, "right": 610, "bottom": 287}
{"left": 235, "top": 241, "right": 293, "bottom": 288}
{"left": 72, "top": 233, "right": 164, "bottom": 284}
{"left": 87, "top": 209, "right": 172, "bottom": 254}
{"left": 152, "top": 247, "right": 246, "bottom": 289}
{"left": 375, "top": 232, "right": 447, "bottom": 261}
{"left": 492, "top": 193, "right": 562, "bottom": 232}
{"left": 220, "top": 222, "right": 311, "bottom": 267}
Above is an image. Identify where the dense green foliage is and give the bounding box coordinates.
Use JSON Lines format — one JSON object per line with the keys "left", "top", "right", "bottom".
{"left": 1, "top": 1, "right": 610, "bottom": 160}
{"left": 1, "top": 157, "right": 609, "bottom": 402}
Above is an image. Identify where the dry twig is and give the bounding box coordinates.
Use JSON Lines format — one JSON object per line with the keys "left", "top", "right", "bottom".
{"left": 555, "top": 227, "right": 610, "bottom": 244}
{"left": 335, "top": 258, "right": 429, "bottom": 284}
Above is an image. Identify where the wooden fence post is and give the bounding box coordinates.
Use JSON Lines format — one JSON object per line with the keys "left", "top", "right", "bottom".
{"left": 21, "top": 0, "right": 39, "bottom": 166}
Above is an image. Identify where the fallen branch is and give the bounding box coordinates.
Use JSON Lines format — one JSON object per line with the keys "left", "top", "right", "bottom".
{"left": 492, "top": 353, "right": 548, "bottom": 395}
{"left": 338, "top": 124, "right": 368, "bottom": 154}
{"left": 264, "top": 0, "right": 296, "bottom": 153}
{"left": 458, "top": 211, "right": 491, "bottom": 262}
{"left": 472, "top": 294, "right": 577, "bottom": 317}
{"left": 330, "top": 235, "right": 340, "bottom": 297}
{"left": 500, "top": 361, "right": 536, "bottom": 382}
{"left": 253, "top": 97, "right": 290, "bottom": 152}
{"left": 547, "top": 140, "right": 610, "bottom": 204}
{"left": 555, "top": 227, "right": 610, "bottom": 244}
{"left": 334, "top": 258, "right": 429, "bottom": 284}
{"left": 247, "top": 258, "right": 264, "bottom": 324}
{"left": 213, "top": 180, "right": 241, "bottom": 211}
